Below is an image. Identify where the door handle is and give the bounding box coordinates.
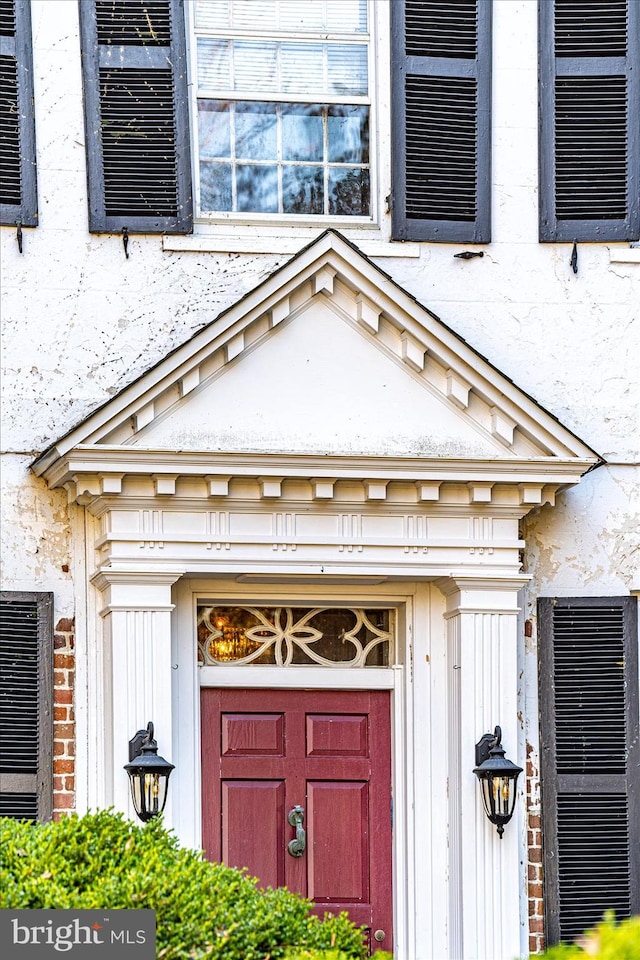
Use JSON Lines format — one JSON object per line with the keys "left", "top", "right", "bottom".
{"left": 287, "top": 805, "right": 306, "bottom": 857}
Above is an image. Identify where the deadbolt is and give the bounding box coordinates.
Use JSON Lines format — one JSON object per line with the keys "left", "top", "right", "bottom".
{"left": 374, "top": 930, "right": 386, "bottom": 942}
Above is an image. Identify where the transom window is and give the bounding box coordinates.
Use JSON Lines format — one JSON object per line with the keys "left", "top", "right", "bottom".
{"left": 197, "top": 606, "right": 392, "bottom": 666}
{"left": 193, "top": 0, "right": 371, "bottom": 218}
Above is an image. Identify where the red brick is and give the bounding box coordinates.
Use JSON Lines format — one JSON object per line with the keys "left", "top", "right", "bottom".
{"left": 529, "top": 918, "right": 544, "bottom": 934}
{"left": 54, "top": 690, "right": 73, "bottom": 704}
{"left": 54, "top": 654, "right": 75, "bottom": 669}
{"left": 529, "top": 814, "right": 541, "bottom": 830}
{"left": 54, "top": 776, "right": 64, "bottom": 792}
{"left": 528, "top": 864, "right": 540, "bottom": 881}
{"left": 529, "top": 935, "right": 544, "bottom": 955}
{"left": 529, "top": 847, "right": 542, "bottom": 863}
{"left": 55, "top": 618, "right": 75, "bottom": 633}
{"left": 53, "top": 722, "right": 75, "bottom": 739}
{"left": 63, "top": 776, "right": 75, "bottom": 791}
{"left": 529, "top": 882, "right": 543, "bottom": 899}
{"left": 53, "top": 741, "right": 65, "bottom": 757}
{"left": 53, "top": 706, "right": 69, "bottom": 721}
{"left": 53, "top": 758, "right": 74, "bottom": 774}
{"left": 54, "top": 793, "right": 75, "bottom": 810}
{"left": 54, "top": 635, "right": 68, "bottom": 649}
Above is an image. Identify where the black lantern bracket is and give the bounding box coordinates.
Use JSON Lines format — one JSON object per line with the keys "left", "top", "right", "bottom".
{"left": 475, "top": 725, "right": 503, "bottom": 768}
{"left": 129, "top": 722, "right": 154, "bottom": 762}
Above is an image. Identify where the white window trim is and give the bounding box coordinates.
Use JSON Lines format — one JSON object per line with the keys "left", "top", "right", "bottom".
{"left": 175, "top": 0, "right": 416, "bottom": 254}
{"left": 609, "top": 245, "right": 640, "bottom": 264}
{"left": 199, "top": 664, "right": 396, "bottom": 687}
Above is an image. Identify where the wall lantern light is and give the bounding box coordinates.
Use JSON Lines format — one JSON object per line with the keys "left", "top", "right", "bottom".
{"left": 473, "top": 725, "right": 522, "bottom": 838}
{"left": 124, "top": 721, "right": 175, "bottom": 822}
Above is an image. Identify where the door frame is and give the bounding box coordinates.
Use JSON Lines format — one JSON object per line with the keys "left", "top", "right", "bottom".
{"left": 172, "top": 577, "right": 444, "bottom": 960}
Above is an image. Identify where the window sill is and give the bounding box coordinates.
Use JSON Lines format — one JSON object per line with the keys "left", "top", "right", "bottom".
{"left": 609, "top": 246, "right": 640, "bottom": 264}
{"left": 162, "top": 233, "right": 421, "bottom": 257}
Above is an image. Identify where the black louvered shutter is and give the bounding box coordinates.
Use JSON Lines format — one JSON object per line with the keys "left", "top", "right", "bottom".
{"left": 538, "top": 597, "right": 640, "bottom": 944}
{"left": 390, "top": 0, "right": 491, "bottom": 242}
{"left": 0, "top": 592, "right": 53, "bottom": 821}
{"left": 539, "top": 0, "right": 640, "bottom": 241}
{"left": 0, "top": 0, "right": 37, "bottom": 226}
{"left": 79, "top": 0, "right": 192, "bottom": 234}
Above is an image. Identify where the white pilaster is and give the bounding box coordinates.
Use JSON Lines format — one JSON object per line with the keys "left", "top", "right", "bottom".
{"left": 92, "top": 571, "right": 182, "bottom": 825}
{"left": 438, "top": 576, "right": 528, "bottom": 960}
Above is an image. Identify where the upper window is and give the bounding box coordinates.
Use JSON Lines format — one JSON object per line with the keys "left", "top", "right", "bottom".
{"left": 192, "top": 0, "right": 372, "bottom": 220}
{"left": 539, "top": 0, "right": 640, "bottom": 242}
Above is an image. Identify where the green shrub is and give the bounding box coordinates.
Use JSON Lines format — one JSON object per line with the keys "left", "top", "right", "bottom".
{"left": 535, "top": 914, "right": 640, "bottom": 960}
{"left": 283, "top": 952, "right": 358, "bottom": 960}
{"left": 284, "top": 952, "right": 392, "bottom": 960}
{"left": 0, "top": 811, "right": 366, "bottom": 960}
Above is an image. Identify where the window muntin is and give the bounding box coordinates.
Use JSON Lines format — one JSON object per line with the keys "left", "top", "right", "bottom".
{"left": 193, "top": 0, "right": 371, "bottom": 219}
{"left": 197, "top": 606, "right": 392, "bottom": 666}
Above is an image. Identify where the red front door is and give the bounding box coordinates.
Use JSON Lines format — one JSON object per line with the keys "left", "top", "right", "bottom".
{"left": 201, "top": 688, "right": 393, "bottom": 952}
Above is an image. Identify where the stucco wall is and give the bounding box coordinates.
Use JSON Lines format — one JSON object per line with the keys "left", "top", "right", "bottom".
{"left": 2, "top": 0, "right": 637, "bottom": 600}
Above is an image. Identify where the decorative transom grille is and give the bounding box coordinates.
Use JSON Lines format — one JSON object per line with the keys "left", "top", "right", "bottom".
{"left": 197, "top": 606, "right": 392, "bottom": 667}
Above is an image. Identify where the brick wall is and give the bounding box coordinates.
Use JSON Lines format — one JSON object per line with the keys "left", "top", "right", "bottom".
{"left": 527, "top": 742, "right": 545, "bottom": 954}
{"left": 53, "top": 617, "right": 75, "bottom": 818}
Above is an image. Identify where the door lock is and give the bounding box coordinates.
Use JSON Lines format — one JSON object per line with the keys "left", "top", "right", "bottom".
{"left": 374, "top": 930, "right": 386, "bottom": 942}
{"left": 287, "top": 805, "right": 306, "bottom": 857}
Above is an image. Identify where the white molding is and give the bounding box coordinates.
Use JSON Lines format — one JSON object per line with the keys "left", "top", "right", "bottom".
{"left": 162, "top": 235, "right": 422, "bottom": 257}
{"left": 198, "top": 665, "right": 395, "bottom": 689}
{"left": 441, "top": 578, "right": 525, "bottom": 960}
{"left": 31, "top": 233, "right": 601, "bottom": 469}
{"left": 91, "top": 572, "right": 178, "bottom": 822}
{"left": 39, "top": 446, "right": 595, "bottom": 494}
{"left": 609, "top": 246, "right": 640, "bottom": 264}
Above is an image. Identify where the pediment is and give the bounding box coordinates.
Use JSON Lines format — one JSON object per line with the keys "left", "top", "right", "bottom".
{"left": 33, "top": 231, "right": 599, "bottom": 502}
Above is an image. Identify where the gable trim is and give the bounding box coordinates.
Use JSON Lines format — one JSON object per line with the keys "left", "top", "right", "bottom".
{"left": 30, "top": 232, "right": 601, "bottom": 473}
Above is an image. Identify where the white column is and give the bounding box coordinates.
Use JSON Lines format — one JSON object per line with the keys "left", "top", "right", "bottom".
{"left": 92, "top": 571, "right": 182, "bottom": 826}
{"left": 438, "top": 576, "right": 528, "bottom": 960}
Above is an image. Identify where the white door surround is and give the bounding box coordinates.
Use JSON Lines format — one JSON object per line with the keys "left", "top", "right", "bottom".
{"left": 75, "top": 471, "right": 540, "bottom": 960}
{"left": 32, "top": 231, "right": 601, "bottom": 959}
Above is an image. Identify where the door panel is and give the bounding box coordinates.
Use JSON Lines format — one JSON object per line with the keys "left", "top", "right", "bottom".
{"left": 221, "top": 779, "right": 285, "bottom": 888}
{"left": 306, "top": 714, "right": 369, "bottom": 756}
{"left": 307, "top": 781, "right": 369, "bottom": 902}
{"left": 222, "top": 712, "right": 285, "bottom": 756}
{"left": 201, "top": 688, "right": 392, "bottom": 953}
